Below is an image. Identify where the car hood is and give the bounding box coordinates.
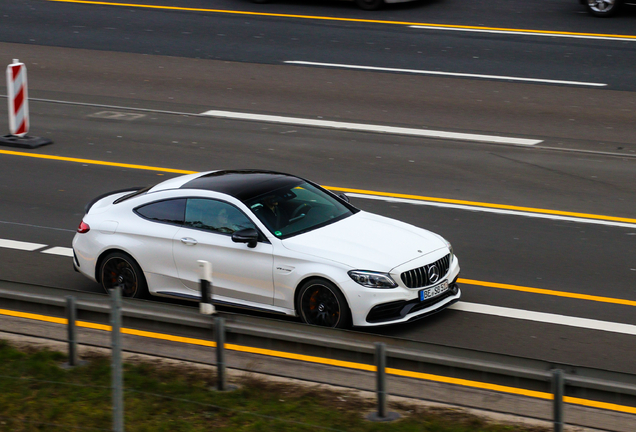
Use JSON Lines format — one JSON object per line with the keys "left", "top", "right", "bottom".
{"left": 280, "top": 211, "right": 447, "bottom": 271}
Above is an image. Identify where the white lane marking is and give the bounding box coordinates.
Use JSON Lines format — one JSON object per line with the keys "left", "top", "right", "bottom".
{"left": 450, "top": 302, "right": 636, "bottom": 336}
{"left": 409, "top": 25, "right": 636, "bottom": 43}
{"left": 285, "top": 61, "right": 607, "bottom": 88}
{"left": 41, "top": 247, "right": 74, "bottom": 257}
{"left": 347, "top": 193, "right": 636, "bottom": 229}
{"left": 0, "top": 239, "right": 47, "bottom": 251}
{"left": 3, "top": 240, "right": 636, "bottom": 334}
{"left": 200, "top": 110, "right": 542, "bottom": 146}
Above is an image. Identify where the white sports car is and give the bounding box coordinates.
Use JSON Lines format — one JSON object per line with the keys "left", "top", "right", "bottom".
{"left": 73, "top": 170, "right": 461, "bottom": 328}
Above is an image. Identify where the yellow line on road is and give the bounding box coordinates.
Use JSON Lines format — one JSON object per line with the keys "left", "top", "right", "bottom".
{"left": 2, "top": 306, "right": 636, "bottom": 414}
{"left": 326, "top": 185, "right": 636, "bottom": 224}
{"left": 2, "top": 149, "right": 635, "bottom": 225}
{"left": 0, "top": 149, "right": 196, "bottom": 175}
{"left": 46, "top": 0, "right": 636, "bottom": 40}
{"left": 459, "top": 279, "right": 636, "bottom": 307}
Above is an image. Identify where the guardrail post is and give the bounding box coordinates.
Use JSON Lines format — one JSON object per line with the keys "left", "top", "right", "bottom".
{"left": 552, "top": 369, "right": 564, "bottom": 432}
{"left": 377, "top": 342, "right": 387, "bottom": 418}
{"left": 198, "top": 260, "right": 215, "bottom": 315}
{"left": 367, "top": 342, "right": 399, "bottom": 422}
{"left": 66, "top": 295, "right": 77, "bottom": 367}
{"left": 110, "top": 285, "right": 124, "bottom": 432}
{"left": 215, "top": 317, "right": 226, "bottom": 391}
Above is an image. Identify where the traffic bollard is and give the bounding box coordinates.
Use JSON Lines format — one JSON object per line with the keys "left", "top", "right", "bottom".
{"left": 198, "top": 260, "right": 215, "bottom": 315}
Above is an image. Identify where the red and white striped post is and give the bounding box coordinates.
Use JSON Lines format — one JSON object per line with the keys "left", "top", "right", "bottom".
{"left": 6, "top": 59, "right": 29, "bottom": 136}
{"left": 1, "top": 59, "right": 52, "bottom": 148}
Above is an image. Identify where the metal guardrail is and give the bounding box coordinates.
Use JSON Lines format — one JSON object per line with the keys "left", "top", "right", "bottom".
{"left": 1, "top": 279, "right": 636, "bottom": 431}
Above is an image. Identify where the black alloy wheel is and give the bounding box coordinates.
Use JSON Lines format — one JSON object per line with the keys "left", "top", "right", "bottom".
{"left": 587, "top": 0, "right": 620, "bottom": 16}
{"left": 100, "top": 252, "right": 148, "bottom": 298}
{"left": 298, "top": 280, "right": 350, "bottom": 328}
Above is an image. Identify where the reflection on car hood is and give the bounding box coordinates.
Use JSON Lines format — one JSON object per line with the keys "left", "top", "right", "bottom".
{"left": 281, "top": 211, "right": 446, "bottom": 271}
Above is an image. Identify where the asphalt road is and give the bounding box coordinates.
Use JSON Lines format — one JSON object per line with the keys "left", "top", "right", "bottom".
{"left": 0, "top": 0, "right": 635, "bottom": 374}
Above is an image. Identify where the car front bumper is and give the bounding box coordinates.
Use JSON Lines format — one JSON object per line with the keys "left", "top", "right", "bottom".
{"left": 344, "top": 255, "right": 461, "bottom": 327}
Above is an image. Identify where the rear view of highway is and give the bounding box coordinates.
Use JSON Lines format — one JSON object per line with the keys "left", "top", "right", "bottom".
{"left": 0, "top": 0, "right": 635, "bottom": 429}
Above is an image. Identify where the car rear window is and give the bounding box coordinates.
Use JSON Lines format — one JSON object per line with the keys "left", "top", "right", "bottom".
{"left": 135, "top": 199, "right": 186, "bottom": 225}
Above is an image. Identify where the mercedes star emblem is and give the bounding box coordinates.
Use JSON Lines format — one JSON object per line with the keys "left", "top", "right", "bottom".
{"left": 428, "top": 265, "right": 440, "bottom": 283}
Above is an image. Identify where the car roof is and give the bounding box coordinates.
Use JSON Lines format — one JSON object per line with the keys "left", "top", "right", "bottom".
{"left": 178, "top": 170, "right": 304, "bottom": 202}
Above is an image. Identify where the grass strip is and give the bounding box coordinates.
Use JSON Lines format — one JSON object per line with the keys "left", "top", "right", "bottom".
{"left": 0, "top": 340, "right": 549, "bottom": 432}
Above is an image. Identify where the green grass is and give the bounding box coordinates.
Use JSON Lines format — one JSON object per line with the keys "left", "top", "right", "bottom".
{"left": 0, "top": 340, "right": 548, "bottom": 432}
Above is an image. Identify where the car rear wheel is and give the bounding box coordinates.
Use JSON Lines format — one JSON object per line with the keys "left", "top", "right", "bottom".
{"left": 298, "top": 279, "right": 351, "bottom": 328}
{"left": 100, "top": 252, "right": 148, "bottom": 299}
{"left": 586, "top": 0, "right": 620, "bottom": 16}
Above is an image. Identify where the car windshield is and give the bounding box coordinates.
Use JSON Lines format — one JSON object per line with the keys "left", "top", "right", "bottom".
{"left": 244, "top": 182, "right": 354, "bottom": 239}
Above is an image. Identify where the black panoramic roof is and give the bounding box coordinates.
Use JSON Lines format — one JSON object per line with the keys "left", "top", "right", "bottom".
{"left": 179, "top": 170, "right": 304, "bottom": 202}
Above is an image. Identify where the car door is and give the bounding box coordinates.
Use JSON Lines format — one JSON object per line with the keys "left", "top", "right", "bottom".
{"left": 172, "top": 198, "right": 274, "bottom": 305}
{"left": 130, "top": 198, "right": 186, "bottom": 290}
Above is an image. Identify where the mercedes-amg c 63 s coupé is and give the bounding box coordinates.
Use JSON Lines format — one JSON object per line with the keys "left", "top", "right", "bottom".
{"left": 73, "top": 170, "right": 461, "bottom": 328}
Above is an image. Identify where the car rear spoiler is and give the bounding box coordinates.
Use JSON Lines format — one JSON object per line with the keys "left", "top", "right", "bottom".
{"left": 84, "top": 186, "right": 147, "bottom": 214}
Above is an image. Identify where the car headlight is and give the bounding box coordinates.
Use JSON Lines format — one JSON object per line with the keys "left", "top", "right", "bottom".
{"left": 445, "top": 239, "right": 454, "bottom": 263}
{"left": 348, "top": 270, "right": 398, "bottom": 289}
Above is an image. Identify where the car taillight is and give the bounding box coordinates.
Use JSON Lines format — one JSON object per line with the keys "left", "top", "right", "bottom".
{"left": 77, "top": 221, "right": 90, "bottom": 233}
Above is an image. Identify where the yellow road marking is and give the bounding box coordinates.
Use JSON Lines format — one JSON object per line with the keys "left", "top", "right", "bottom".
{"left": 3, "top": 307, "right": 636, "bottom": 414}
{"left": 2, "top": 149, "right": 634, "bottom": 225}
{"left": 459, "top": 279, "right": 636, "bottom": 307}
{"left": 0, "top": 150, "right": 196, "bottom": 175}
{"left": 46, "top": 0, "right": 636, "bottom": 40}
{"left": 0, "top": 308, "right": 67, "bottom": 325}
{"left": 226, "top": 343, "right": 376, "bottom": 371}
{"left": 387, "top": 367, "right": 551, "bottom": 399}
{"left": 326, "top": 185, "right": 636, "bottom": 224}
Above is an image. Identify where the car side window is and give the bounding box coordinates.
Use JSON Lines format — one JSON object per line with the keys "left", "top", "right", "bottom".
{"left": 135, "top": 199, "right": 186, "bottom": 225}
{"left": 184, "top": 199, "right": 255, "bottom": 235}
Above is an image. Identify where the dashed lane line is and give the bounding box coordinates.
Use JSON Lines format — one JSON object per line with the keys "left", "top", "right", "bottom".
{"left": 199, "top": 110, "right": 543, "bottom": 145}
{"left": 0, "top": 239, "right": 47, "bottom": 251}
{"left": 2, "top": 241, "right": 636, "bottom": 311}
{"left": 285, "top": 61, "right": 607, "bottom": 87}
{"left": 41, "top": 247, "right": 75, "bottom": 257}
{"left": 450, "top": 302, "right": 636, "bottom": 336}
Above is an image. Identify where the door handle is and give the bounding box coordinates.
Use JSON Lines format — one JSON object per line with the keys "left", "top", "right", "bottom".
{"left": 180, "top": 237, "right": 198, "bottom": 245}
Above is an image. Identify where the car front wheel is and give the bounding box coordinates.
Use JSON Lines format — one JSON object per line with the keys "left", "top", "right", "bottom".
{"left": 298, "top": 279, "right": 351, "bottom": 328}
{"left": 586, "top": 0, "right": 620, "bottom": 16}
{"left": 100, "top": 252, "right": 148, "bottom": 298}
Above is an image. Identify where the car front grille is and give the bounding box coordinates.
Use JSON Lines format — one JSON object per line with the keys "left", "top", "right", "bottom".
{"left": 400, "top": 254, "right": 451, "bottom": 289}
{"left": 365, "top": 282, "right": 458, "bottom": 324}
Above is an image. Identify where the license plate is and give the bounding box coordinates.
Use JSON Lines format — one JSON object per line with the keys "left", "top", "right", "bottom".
{"left": 419, "top": 281, "right": 449, "bottom": 301}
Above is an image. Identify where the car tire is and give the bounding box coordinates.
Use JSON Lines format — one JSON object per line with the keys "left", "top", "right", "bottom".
{"left": 297, "top": 279, "right": 351, "bottom": 328}
{"left": 355, "top": 0, "right": 384, "bottom": 10}
{"left": 586, "top": 0, "right": 620, "bottom": 16}
{"left": 99, "top": 252, "right": 149, "bottom": 299}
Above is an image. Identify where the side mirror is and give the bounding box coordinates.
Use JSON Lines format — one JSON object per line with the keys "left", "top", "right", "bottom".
{"left": 232, "top": 228, "right": 259, "bottom": 248}
{"left": 338, "top": 193, "right": 350, "bottom": 203}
